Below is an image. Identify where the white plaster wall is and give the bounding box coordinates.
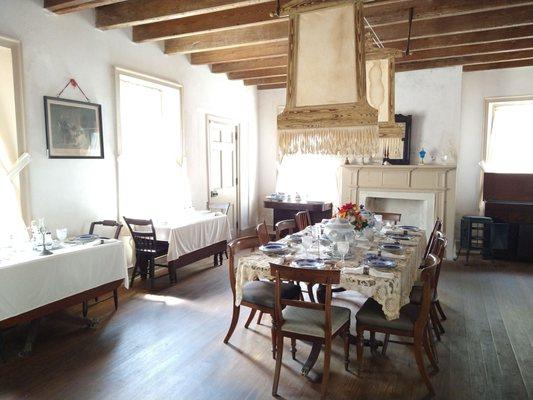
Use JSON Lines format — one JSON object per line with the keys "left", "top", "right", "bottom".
{"left": 0, "top": 0, "right": 258, "bottom": 234}
{"left": 457, "top": 66, "right": 533, "bottom": 219}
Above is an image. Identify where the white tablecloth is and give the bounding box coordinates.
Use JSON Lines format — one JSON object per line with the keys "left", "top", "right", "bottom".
{"left": 0, "top": 240, "right": 128, "bottom": 322}
{"left": 155, "top": 212, "right": 232, "bottom": 262}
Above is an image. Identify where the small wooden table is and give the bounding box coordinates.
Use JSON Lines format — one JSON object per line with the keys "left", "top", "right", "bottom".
{"left": 263, "top": 200, "right": 333, "bottom": 226}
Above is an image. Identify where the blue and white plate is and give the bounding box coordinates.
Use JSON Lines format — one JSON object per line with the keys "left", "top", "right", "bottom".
{"left": 386, "top": 232, "right": 413, "bottom": 241}
{"left": 291, "top": 258, "right": 325, "bottom": 269}
{"left": 398, "top": 225, "right": 421, "bottom": 232}
{"left": 75, "top": 234, "right": 99, "bottom": 242}
{"left": 378, "top": 243, "right": 405, "bottom": 254}
{"left": 289, "top": 234, "right": 302, "bottom": 244}
{"left": 367, "top": 258, "right": 397, "bottom": 269}
{"left": 259, "top": 242, "right": 289, "bottom": 255}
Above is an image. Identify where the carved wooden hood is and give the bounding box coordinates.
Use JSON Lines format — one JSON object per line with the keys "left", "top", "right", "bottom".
{"left": 277, "top": 0, "right": 379, "bottom": 157}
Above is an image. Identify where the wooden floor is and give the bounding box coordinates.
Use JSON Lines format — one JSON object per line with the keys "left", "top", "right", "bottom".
{"left": 1, "top": 254, "right": 531, "bottom": 400}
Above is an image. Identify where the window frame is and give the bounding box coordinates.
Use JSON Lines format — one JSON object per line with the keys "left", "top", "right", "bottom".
{"left": 114, "top": 67, "right": 185, "bottom": 219}
{"left": 483, "top": 95, "right": 533, "bottom": 172}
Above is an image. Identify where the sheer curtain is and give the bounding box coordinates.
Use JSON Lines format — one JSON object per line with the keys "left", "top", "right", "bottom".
{"left": 486, "top": 100, "right": 533, "bottom": 173}
{"left": 276, "top": 154, "right": 344, "bottom": 206}
{"left": 118, "top": 73, "right": 191, "bottom": 223}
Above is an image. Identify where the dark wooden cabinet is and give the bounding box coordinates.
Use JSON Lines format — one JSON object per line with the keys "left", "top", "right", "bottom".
{"left": 264, "top": 200, "right": 333, "bottom": 226}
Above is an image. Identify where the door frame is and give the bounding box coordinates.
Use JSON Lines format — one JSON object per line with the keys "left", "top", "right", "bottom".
{"left": 205, "top": 114, "right": 241, "bottom": 234}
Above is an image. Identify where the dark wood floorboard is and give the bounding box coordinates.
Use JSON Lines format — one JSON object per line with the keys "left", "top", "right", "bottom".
{"left": 0, "top": 255, "right": 531, "bottom": 400}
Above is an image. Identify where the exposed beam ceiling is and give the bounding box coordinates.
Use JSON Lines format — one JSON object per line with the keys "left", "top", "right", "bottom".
{"left": 258, "top": 83, "right": 286, "bottom": 90}
{"left": 45, "top": 0, "right": 533, "bottom": 87}
{"left": 44, "top": 0, "right": 126, "bottom": 13}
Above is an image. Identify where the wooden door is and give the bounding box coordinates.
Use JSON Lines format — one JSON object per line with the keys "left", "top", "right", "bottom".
{"left": 207, "top": 116, "right": 239, "bottom": 233}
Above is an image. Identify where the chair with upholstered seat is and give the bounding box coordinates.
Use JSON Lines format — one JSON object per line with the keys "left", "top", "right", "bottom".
{"left": 270, "top": 263, "right": 350, "bottom": 400}
{"left": 223, "top": 236, "right": 302, "bottom": 359}
{"left": 356, "top": 254, "right": 440, "bottom": 396}
{"left": 123, "top": 217, "right": 172, "bottom": 289}
{"left": 294, "top": 210, "right": 311, "bottom": 231}
{"left": 275, "top": 219, "right": 296, "bottom": 240}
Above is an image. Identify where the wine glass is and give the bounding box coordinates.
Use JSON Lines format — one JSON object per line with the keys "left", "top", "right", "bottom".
{"left": 337, "top": 241, "right": 349, "bottom": 265}
{"left": 301, "top": 235, "right": 313, "bottom": 258}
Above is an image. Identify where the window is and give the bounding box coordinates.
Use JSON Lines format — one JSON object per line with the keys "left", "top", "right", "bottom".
{"left": 116, "top": 69, "right": 191, "bottom": 222}
{"left": 0, "top": 40, "right": 27, "bottom": 245}
{"left": 484, "top": 97, "right": 533, "bottom": 173}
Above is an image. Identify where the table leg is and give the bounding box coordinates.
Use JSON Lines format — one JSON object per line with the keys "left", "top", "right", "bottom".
{"left": 18, "top": 319, "right": 41, "bottom": 358}
{"left": 0, "top": 330, "right": 5, "bottom": 363}
{"left": 301, "top": 342, "right": 322, "bottom": 376}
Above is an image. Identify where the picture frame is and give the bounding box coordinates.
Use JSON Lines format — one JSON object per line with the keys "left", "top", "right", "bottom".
{"left": 44, "top": 96, "right": 104, "bottom": 159}
{"left": 384, "top": 114, "right": 412, "bottom": 165}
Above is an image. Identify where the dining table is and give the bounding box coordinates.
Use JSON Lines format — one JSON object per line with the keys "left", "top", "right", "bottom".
{"left": 235, "top": 222, "right": 427, "bottom": 374}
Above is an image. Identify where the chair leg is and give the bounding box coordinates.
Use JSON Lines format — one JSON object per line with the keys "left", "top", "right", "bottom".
{"left": 307, "top": 283, "right": 316, "bottom": 302}
{"left": 272, "top": 334, "right": 284, "bottom": 397}
{"left": 343, "top": 326, "right": 350, "bottom": 371}
{"left": 223, "top": 306, "right": 240, "bottom": 344}
{"left": 382, "top": 333, "right": 390, "bottom": 356}
{"left": 213, "top": 254, "right": 218, "bottom": 267}
{"left": 244, "top": 309, "right": 257, "bottom": 329}
{"left": 271, "top": 322, "right": 277, "bottom": 360}
{"left": 413, "top": 336, "right": 435, "bottom": 396}
{"left": 113, "top": 289, "right": 118, "bottom": 311}
{"left": 82, "top": 301, "right": 88, "bottom": 318}
{"left": 257, "top": 311, "right": 263, "bottom": 325}
{"left": 435, "top": 300, "right": 447, "bottom": 321}
{"left": 129, "top": 264, "right": 138, "bottom": 288}
{"left": 430, "top": 307, "right": 443, "bottom": 341}
{"left": 356, "top": 326, "right": 364, "bottom": 375}
{"left": 224, "top": 250, "right": 228, "bottom": 259}
{"left": 423, "top": 327, "right": 439, "bottom": 372}
{"left": 321, "top": 340, "right": 332, "bottom": 400}
{"left": 149, "top": 260, "right": 155, "bottom": 290}
{"left": 290, "top": 338, "right": 297, "bottom": 360}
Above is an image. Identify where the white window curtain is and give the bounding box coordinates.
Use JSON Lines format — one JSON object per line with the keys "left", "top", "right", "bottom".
{"left": 485, "top": 100, "right": 533, "bottom": 173}
{"left": 276, "top": 154, "right": 343, "bottom": 206}
{"left": 118, "top": 73, "right": 192, "bottom": 223}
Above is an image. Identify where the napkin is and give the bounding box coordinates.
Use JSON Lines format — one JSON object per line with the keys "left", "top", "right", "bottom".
{"left": 342, "top": 266, "right": 365, "bottom": 275}
{"left": 366, "top": 250, "right": 406, "bottom": 259}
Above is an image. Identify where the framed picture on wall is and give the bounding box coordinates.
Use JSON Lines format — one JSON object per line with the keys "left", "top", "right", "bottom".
{"left": 44, "top": 96, "right": 104, "bottom": 159}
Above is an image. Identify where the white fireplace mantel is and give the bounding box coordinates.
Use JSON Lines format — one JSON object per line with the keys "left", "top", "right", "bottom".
{"left": 339, "top": 164, "right": 457, "bottom": 259}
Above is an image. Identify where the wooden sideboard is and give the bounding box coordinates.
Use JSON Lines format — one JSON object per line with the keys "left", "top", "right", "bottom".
{"left": 263, "top": 200, "right": 333, "bottom": 226}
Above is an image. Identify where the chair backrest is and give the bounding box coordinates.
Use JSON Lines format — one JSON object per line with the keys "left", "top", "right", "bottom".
{"left": 123, "top": 217, "right": 157, "bottom": 254}
{"left": 275, "top": 219, "right": 296, "bottom": 240}
{"left": 209, "top": 202, "right": 230, "bottom": 215}
{"left": 432, "top": 232, "right": 447, "bottom": 291}
{"left": 227, "top": 235, "right": 261, "bottom": 300}
{"left": 415, "top": 253, "right": 440, "bottom": 332}
{"left": 424, "top": 218, "right": 442, "bottom": 258}
{"left": 89, "top": 220, "right": 123, "bottom": 239}
{"left": 374, "top": 212, "right": 401, "bottom": 224}
{"left": 270, "top": 263, "right": 340, "bottom": 338}
{"left": 256, "top": 221, "right": 270, "bottom": 245}
{"left": 295, "top": 211, "right": 311, "bottom": 231}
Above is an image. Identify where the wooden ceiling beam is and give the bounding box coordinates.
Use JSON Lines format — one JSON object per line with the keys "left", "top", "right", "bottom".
{"left": 396, "top": 49, "right": 533, "bottom": 71}
{"left": 210, "top": 56, "right": 287, "bottom": 73}
{"left": 399, "top": 37, "right": 533, "bottom": 63}
{"left": 258, "top": 83, "right": 287, "bottom": 90}
{"left": 96, "top": 0, "right": 274, "bottom": 30}
{"left": 227, "top": 66, "right": 287, "bottom": 80}
{"left": 132, "top": 1, "right": 287, "bottom": 42}
{"left": 243, "top": 76, "right": 286, "bottom": 86}
{"left": 463, "top": 58, "right": 533, "bottom": 72}
{"left": 44, "top": 0, "right": 126, "bottom": 13}
{"left": 383, "top": 25, "right": 533, "bottom": 52}
{"left": 165, "top": 22, "right": 288, "bottom": 54}
{"left": 190, "top": 42, "right": 287, "bottom": 65}
{"left": 372, "top": 5, "right": 533, "bottom": 42}
{"left": 365, "top": 0, "right": 533, "bottom": 27}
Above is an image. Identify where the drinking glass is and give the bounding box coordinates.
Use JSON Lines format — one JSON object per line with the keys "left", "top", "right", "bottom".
{"left": 301, "top": 235, "right": 313, "bottom": 258}
{"left": 337, "top": 241, "right": 349, "bottom": 264}
{"left": 56, "top": 228, "right": 68, "bottom": 242}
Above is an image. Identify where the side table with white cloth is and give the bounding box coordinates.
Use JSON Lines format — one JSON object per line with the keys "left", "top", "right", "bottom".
{"left": 0, "top": 239, "right": 128, "bottom": 357}
{"left": 154, "top": 212, "right": 232, "bottom": 277}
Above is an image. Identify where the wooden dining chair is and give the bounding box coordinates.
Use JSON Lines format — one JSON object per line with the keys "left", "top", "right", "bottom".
{"left": 275, "top": 219, "right": 296, "bottom": 240}
{"left": 424, "top": 218, "right": 443, "bottom": 259}
{"left": 82, "top": 219, "right": 124, "bottom": 317}
{"left": 295, "top": 210, "right": 311, "bottom": 231}
{"left": 270, "top": 263, "right": 351, "bottom": 400}
{"left": 374, "top": 211, "right": 401, "bottom": 225}
{"left": 223, "top": 236, "right": 302, "bottom": 359}
{"left": 89, "top": 219, "right": 123, "bottom": 239}
{"left": 256, "top": 221, "right": 270, "bottom": 246}
{"left": 356, "top": 254, "right": 440, "bottom": 396}
{"left": 123, "top": 217, "right": 173, "bottom": 289}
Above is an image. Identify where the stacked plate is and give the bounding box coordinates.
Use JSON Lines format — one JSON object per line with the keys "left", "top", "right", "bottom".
{"left": 74, "top": 234, "right": 99, "bottom": 243}
{"left": 364, "top": 253, "right": 397, "bottom": 269}
{"left": 290, "top": 258, "right": 325, "bottom": 269}
{"left": 259, "top": 242, "right": 290, "bottom": 256}
{"left": 385, "top": 232, "right": 413, "bottom": 241}
{"left": 378, "top": 242, "right": 405, "bottom": 255}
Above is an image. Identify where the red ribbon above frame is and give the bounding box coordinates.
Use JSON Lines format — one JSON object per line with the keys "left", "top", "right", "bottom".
{"left": 56, "top": 79, "right": 91, "bottom": 102}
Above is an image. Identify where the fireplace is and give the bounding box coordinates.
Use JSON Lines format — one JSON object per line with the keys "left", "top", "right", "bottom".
{"left": 339, "top": 165, "right": 457, "bottom": 258}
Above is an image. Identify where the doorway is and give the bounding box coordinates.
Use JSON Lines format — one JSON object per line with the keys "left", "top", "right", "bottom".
{"left": 206, "top": 115, "right": 240, "bottom": 234}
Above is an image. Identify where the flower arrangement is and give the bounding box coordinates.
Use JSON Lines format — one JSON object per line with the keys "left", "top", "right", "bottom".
{"left": 336, "top": 203, "right": 368, "bottom": 231}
